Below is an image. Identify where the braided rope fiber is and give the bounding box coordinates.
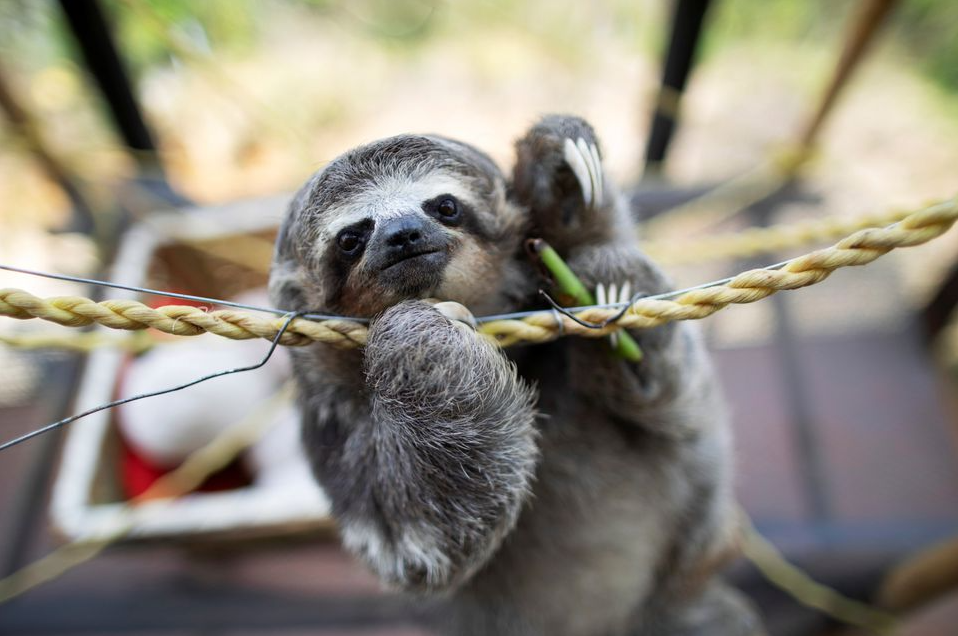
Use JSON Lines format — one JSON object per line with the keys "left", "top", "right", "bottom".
{"left": 2, "top": 197, "right": 956, "bottom": 349}
{"left": 0, "top": 293, "right": 367, "bottom": 348}
{"left": 643, "top": 206, "right": 915, "bottom": 265}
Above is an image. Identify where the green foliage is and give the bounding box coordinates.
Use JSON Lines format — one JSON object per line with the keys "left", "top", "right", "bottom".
{"left": 105, "top": 0, "right": 260, "bottom": 74}
{"left": 894, "top": 0, "right": 958, "bottom": 91}
{"left": 704, "top": 0, "right": 958, "bottom": 94}
{"left": 705, "top": 0, "right": 849, "bottom": 55}
{"left": 3, "top": 0, "right": 958, "bottom": 100}
{"left": 0, "top": 1, "right": 74, "bottom": 72}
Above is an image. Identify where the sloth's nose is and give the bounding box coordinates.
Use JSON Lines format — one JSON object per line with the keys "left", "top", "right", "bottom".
{"left": 382, "top": 216, "right": 428, "bottom": 252}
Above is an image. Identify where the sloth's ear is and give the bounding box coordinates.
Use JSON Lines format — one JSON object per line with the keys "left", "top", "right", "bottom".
{"left": 268, "top": 261, "right": 307, "bottom": 312}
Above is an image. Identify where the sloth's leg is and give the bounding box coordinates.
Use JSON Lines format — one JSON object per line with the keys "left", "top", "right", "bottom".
{"left": 302, "top": 300, "right": 538, "bottom": 593}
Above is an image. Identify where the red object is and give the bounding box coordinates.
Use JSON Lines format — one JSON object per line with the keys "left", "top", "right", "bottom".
{"left": 118, "top": 435, "right": 251, "bottom": 501}
{"left": 146, "top": 290, "right": 211, "bottom": 310}
{"left": 114, "top": 292, "right": 252, "bottom": 500}
{"left": 119, "top": 440, "right": 169, "bottom": 499}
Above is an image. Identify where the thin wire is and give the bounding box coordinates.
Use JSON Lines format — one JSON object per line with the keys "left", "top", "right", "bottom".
{"left": 537, "top": 290, "right": 606, "bottom": 329}
{"left": 0, "top": 264, "right": 361, "bottom": 323}
{"left": 0, "top": 253, "right": 806, "bottom": 328}
{"left": 0, "top": 218, "right": 906, "bottom": 451}
{"left": 475, "top": 258, "right": 795, "bottom": 323}
{"left": 0, "top": 249, "right": 833, "bottom": 332}
{"left": 0, "top": 312, "right": 302, "bottom": 453}
{"left": 0, "top": 256, "right": 795, "bottom": 325}
{"left": 537, "top": 289, "right": 636, "bottom": 330}
{"left": 0, "top": 212, "right": 909, "bottom": 328}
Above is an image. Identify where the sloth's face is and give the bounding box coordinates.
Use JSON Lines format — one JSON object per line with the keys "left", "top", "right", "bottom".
{"left": 315, "top": 170, "right": 505, "bottom": 316}
{"left": 273, "top": 136, "right": 526, "bottom": 318}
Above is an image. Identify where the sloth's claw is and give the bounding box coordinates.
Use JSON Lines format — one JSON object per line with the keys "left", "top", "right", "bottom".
{"left": 432, "top": 301, "right": 478, "bottom": 330}
{"left": 588, "top": 142, "right": 604, "bottom": 207}
{"left": 594, "top": 281, "right": 632, "bottom": 308}
{"left": 563, "top": 138, "right": 593, "bottom": 209}
{"left": 563, "top": 137, "right": 604, "bottom": 210}
{"left": 595, "top": 281, "right": 632, "bottom": 347}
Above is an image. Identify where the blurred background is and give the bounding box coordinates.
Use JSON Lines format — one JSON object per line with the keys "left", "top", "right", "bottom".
{"left": 1, "top": 0, "right": 958, "bottom": 634}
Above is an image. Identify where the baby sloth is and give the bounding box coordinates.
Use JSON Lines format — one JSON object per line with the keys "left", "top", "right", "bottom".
{"left": 269, "top": 115, "right": 762, "bottom": 636}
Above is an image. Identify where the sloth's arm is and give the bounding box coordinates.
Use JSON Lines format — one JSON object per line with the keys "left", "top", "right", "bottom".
{"left": 513, "top": 115, "right": 721, "bottom": 437}
{"left": 563, "top": 244, "right": 723, "bottom": 439}
{"left": 300, "top": 300, "right": 537, "bottom": 593}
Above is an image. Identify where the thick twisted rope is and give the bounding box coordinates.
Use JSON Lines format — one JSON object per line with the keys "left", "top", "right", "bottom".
{"left": 0, "top": 292, "right": 367, "bottom": 348}
{"left": 644, "top": 205, "right": 914, "bottom": 265}
{"left": 0, "top": 331, "right": 155, "bottom": 353}
{"left": 487, "top": 196, "right": 957, "bottom": 345}
{"left": 2, "top": 197, "right": 956, "bottom": 348}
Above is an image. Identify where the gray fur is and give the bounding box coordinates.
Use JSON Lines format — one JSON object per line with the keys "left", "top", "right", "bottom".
{"left": 270, "top": 117, "right": 763, "bottom": 635}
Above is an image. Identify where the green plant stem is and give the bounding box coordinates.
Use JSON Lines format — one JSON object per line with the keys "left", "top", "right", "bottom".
{"left": 534, "top": 240, "right": 643, "bottom": 362}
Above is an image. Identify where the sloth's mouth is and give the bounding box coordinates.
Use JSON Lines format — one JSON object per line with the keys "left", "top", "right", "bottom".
{"left": 378, "top": 248, "right": 449, "bottom": 298}
{"left": 380, "top": 248, "right": 443, "bottom": 271}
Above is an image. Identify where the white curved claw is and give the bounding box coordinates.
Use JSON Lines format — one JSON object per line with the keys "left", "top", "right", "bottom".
{"left": 578, "top": 137, "right": 603, "bottom": 211}
{"left": 432, "top": 301, "right": 478, "bottom": 330}
{"left": 563, "top": 138, "right": 593, "bottom": 208}
{"left": 596, "top": 281, "right": 631, "bottom": 348}
{"left": 594, "top": 281, "right": 631, "bottom": 309}
{"left": 595, "top": 282, "right": 607, "bottom": 306}
{"left": 563, "top": 137, "right": 605, "bottom": 211}
{"left": 588, "top": 142, "right": 604, "bottom": 208}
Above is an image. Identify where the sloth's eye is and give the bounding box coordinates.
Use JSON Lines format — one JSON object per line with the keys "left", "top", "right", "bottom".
{"left": 435, "top": 197, "right": 461, "bottom": 224}
{"left": 337, "top": 231, "right": 362, "bottom": 255}
{"left": 424, "top": 195, "right": 463, "bottom": 226}
{"left": 437, "top": 198, "right": 458, "bottom": 218}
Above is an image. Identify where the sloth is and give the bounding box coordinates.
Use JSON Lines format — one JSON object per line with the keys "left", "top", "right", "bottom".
{"left": 269, "top": 115, "right": 762, "bottom": 636}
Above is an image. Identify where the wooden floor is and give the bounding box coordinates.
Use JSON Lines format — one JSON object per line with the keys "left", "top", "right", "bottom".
{"left": 1, "top": 323, "right": 958, "bottom": 635}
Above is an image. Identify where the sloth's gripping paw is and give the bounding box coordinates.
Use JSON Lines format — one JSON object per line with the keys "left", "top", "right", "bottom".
{"left": 365, "top": 300, "right": 498, "bottom": 408}
{"left": 513, "top": 115, "right": 608, "bottom": 236}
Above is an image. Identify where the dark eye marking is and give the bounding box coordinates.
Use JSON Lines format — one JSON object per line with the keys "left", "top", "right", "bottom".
{"left": 422, "top": 194, "right": 463, "bottom": 227}
{"left": 338, "top": 230, "right": 362, "bottom": 253}
{"left": 334, "top": 219, "right": 373, "bottom": 263}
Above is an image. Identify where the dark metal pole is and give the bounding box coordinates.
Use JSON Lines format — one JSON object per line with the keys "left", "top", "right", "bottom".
{"left": 744, "top": 188, "right": 833, "bottom": 528}
{"left": 798, "top": 0, "right": 900, "bottom": 149}
{"left": 57, "top": 0, "right": 162, "bottom": 174}
{"left": 921, "top": 261, "right": 958, "bottom": 342}
{"left": 643, "top": 0, "right": 714, "bottom": 178}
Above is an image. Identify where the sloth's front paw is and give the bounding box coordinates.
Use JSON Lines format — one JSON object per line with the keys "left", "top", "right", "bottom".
{"left": 513, "top": 115, "right": 612, "bottom": 250}
{"left": 368, "top": 300, "right": 464, "bottom": 355}
{"left": 365, "top": 300, "right": 485, "bottom": 398}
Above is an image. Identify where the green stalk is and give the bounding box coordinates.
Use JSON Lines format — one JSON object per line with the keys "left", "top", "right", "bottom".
{"left": 533, "top": 240, "right": 643, "bottom": 362}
